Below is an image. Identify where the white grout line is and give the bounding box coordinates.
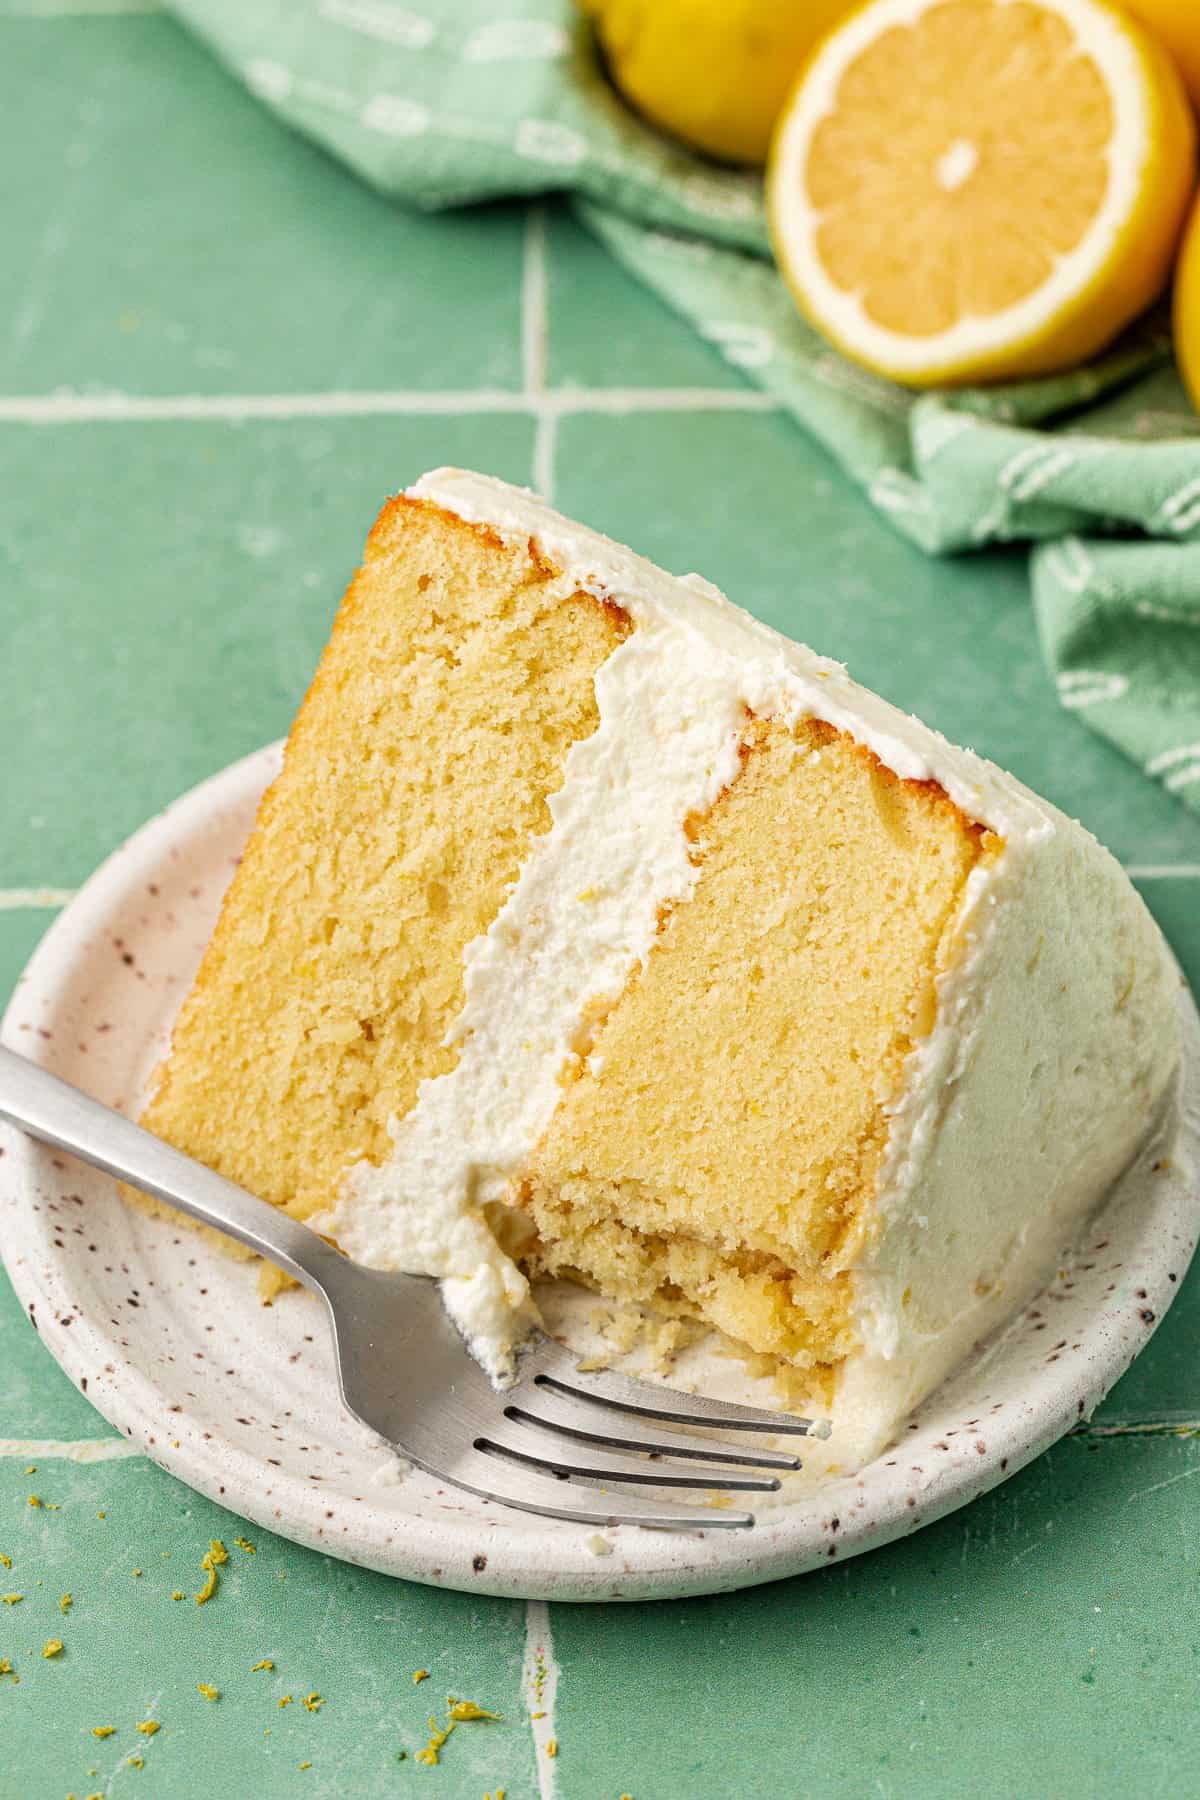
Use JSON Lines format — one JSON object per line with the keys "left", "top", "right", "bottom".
{"left": 0, "top": 389, "right": 528, "bottom": 423}
{"left": 1126, "top": 865, "right": 1200, "bottom": 880}
{"left": 522, "top": 1597, "right": 560, "bottom": 1800}
{"left": 522, "top": 203, "right": 548, "bottom": 399}
{"left": 0, "top": 1437, "right": 143, "bottom": 1463}
{"left": 0, "top": 887, "right": 76, "bottom": 910}
{"left": 522, "top": 202, "right": 556, "bottom": 501}
{"left": 533, "top": 410, "right": 557, "bottom": 503}
{"left": 1074, "top": 1417, "right": 1200, "bottom": 1437}
{"left": 0, "top": 386, "right": 780, "bottom": 425}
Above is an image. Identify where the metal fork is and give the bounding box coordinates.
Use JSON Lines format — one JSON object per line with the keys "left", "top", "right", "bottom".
{"left": 0, "top": 1046, "right": 815, "bottom": 1530}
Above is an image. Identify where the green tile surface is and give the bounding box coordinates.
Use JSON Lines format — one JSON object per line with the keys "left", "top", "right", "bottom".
{"left": 545, "top": 204, "right": 741, "bottom": 392}
{"left": 0, "top": 1458, "right": 532, "bottom": 1800}
{"left": 1, "top": 15, "right": 524, "bottom": 396}
{"left": 548, "top": 1433, "right": 1200, "bottom": 1800}
{"left": 1, "top": 9, "right": 1198, "bottom": 1799}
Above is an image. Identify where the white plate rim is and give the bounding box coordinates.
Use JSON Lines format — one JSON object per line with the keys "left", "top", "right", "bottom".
{"left": 2, "top": 743, "right": 1197, "bottom": 1602}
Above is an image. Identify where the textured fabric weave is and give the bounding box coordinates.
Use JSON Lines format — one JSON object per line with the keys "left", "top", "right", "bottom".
{"left": 169, "top": 0, "right": 1200, "bottom": 814}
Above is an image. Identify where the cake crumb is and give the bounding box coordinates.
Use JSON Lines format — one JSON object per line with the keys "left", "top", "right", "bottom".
{"left": 42, "top": 1639, "right": 63, "bottom": 1658}
{"left": 585, "top": 1534, "right": 613, "bottom": 1557}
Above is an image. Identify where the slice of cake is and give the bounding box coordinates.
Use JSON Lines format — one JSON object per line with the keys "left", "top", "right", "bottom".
{"left": 135, "top": 468, "right": 1180, "bottom": 1465}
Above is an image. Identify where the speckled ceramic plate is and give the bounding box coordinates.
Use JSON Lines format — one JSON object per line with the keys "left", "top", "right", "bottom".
{"left": 2, "top": 744, "right": 1198, "bottom": 1602}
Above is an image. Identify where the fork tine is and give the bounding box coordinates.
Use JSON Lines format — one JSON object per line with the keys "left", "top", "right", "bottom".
{"left": 528, "top": 1340, "right": 817, "bottom": 1435}
{"left": 418, "top": 1447, "right": 754, "bottom": 1530}
{"left": 503, "top": 1397, "right": 802, "bottom": 1471}
{"left": 474, "top": 1418, "right": 780, "bottom": 1491}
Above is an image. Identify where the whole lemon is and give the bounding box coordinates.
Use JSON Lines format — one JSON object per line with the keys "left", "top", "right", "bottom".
{"left": 1122, "top": 1, "right": 1200, "bottom": 111}
{"left": 1173, "top": 190, "right": 1200, "bottom": 411}
{"left": 580, "top": 0, "right": 854, "bottom": 166}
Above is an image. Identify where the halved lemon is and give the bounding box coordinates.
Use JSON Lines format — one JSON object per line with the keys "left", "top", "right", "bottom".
{"left": 768, "top": 0, "right": 1197, "bottom": 387}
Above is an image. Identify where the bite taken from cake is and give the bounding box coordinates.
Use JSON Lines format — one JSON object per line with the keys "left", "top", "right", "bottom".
{"left": 128, "top": 469, "right": 1181, "bottom": 1469}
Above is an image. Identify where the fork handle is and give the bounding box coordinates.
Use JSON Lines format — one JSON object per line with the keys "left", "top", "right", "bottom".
{"left": 0, "top": 1044, "right": 343, "bottom": 1298}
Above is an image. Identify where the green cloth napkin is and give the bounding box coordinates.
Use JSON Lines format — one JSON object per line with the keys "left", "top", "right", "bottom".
{"left": 168, "top": 0, "right": 1200, "bottom": 817}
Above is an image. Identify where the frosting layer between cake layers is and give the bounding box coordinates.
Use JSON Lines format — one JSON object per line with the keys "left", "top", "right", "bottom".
{"left": 324, "top": 468, "right": 1179, "bottom": 1464}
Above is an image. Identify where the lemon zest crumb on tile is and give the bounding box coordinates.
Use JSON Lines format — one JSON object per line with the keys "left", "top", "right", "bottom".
{"left": 413, "top": 1669, "right": 429, "bottom": 1684}
{"left": 97, "top": 1512, "right": 105, "bottom": 1520}
{"left": 197, "top": 1683, "right": 219, "bottom": 1701}
{"left": 251, "top": 1659, "right": 274, "bottom": 1672}
{"left": 127, "top": 1756, "right": 144, "bottom": 1769}
{"left": 27, "top": 1496, "right": 41, "bottom": 1509}
{"left": 235, "top": 1536, "right": 256, "bottom": 1554}
{"left": 23, "top": 1467, "right": 34, "bottom": 1476}
{"left": 299, "top": 1763, "right": 311, "bottom": 1772}
{"left": 135, "top": 1720, "right": 160, "bottom": 1736}
{"left": 42, "top": 1639, "right": 63, "bottom": 1658}
{"left": 301, "top": 1692, "right": 323, "bottom": 1712}
{"left": 0, "top": 1554, "right": 9, "bottom": 1570}
{"left": 172, "top": 1591, "right": 184, "bottom": 1602}
{"left": 91, "top": 1726, "right": 115, "bottom": 1739}
{"left": 132, "top": 1569, "right": 141, "bottom": 1578}
{"left": 2, "top": 1595, "right": 23, "bottom": 1607}
{"left": 414, "top": 1698, "right": 501, "bottom": 1767}
{"left": 546, "top": 1738, "right": 558, "bottom": 1758}
{"left": 195, "top": 1539, "right": 228, "bottom": 1606}
{"left": 414, "top": 1712, "right": 453, "bottom": 1767}
{"left": 279, "top": 1695, "right": 293, "bottom": 1709}
{"left": 59, "top": 1594, "right": 71, "bottom": 1614}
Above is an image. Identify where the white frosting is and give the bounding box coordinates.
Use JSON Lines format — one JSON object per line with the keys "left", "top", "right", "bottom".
{"left": 325, "top": 469, "right": 1180, "bottom": 1459}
